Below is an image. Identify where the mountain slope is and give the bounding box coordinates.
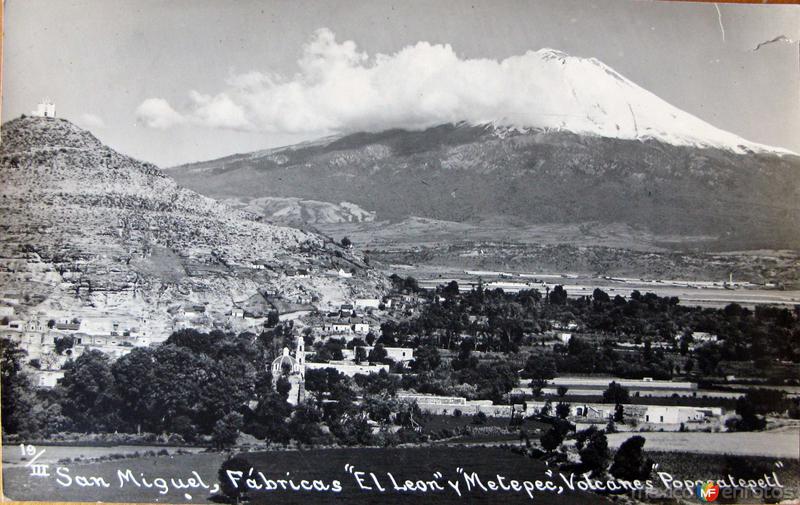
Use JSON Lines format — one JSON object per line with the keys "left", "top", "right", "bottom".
{"left": 0, "top": 117, "right": 383, "bottom": 338}
{"left": 168, "top": 123, "right": 800, "bottom": 250}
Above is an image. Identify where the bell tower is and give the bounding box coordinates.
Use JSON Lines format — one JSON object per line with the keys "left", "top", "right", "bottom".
{"left": 296, "top": 337, "right": 305, "bottom": 368}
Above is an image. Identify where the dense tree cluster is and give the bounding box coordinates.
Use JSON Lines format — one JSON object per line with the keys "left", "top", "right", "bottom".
{"left": 377, "top": 280, "right": 800, "bottom": 380}
{"left": 1, "top": 327, "right": 426, "bottom": 445}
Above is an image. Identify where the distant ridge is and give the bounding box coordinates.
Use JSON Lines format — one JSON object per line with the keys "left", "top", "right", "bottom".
{"left": 168, "top": 122, "right": 800, "bottom": 251}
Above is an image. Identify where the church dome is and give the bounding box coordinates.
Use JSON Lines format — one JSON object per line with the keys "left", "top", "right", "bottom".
{"left": 272, "top": 347, "right": 300, "bottom": 375}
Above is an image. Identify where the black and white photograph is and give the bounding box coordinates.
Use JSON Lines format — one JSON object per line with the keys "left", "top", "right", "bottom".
{"left": 1, "top": 0, "right": 799, "bottom": 503}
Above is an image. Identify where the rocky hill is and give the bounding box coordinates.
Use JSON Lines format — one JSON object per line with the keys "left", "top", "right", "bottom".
{"left": 0, "top": 117, "right": 384, "bottom": 339}
{"left": 168, "top": 123, "right": 800, "bottom": 251}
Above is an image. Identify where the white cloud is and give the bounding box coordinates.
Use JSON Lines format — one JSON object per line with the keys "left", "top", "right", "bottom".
{"left": 135, "top": 98, "right": 185, "bottom": 129}
{"left": 132, "top": 27, "right": 755, "bottom": 152}
{"left": 76, "top": 112, "right": 106, "bottom": 129}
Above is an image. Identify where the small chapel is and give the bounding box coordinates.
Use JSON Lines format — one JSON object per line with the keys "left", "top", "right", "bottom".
{"left": 32, "top": 99, "right": 56, "bottom": 118}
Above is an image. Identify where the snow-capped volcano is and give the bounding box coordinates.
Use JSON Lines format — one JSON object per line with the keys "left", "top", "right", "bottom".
{"left": 476, "top": 49, "right": 791, "bottom": 155}
{"left": 139, "top": 33, "right": 793, "bottom": 156}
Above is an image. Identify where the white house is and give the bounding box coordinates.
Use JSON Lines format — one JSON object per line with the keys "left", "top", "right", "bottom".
{"left": 397, "top": 394, "right": 516, "bottom": 417}
{"left": 360, "top": 346, "right": 414, "bottom": 363}
{"left": 329, "top": 321, "right": 352, "bottom": 333}
{"left": 32, "top": 99, "right": 56, "bottom": 118}
{"left": 353, "top": 321, "right": 370, "bottom": 334}
{"left": 644, "top": 406, "right": 708, "bottom": 424}
{"left": 692, "top": 332, "right": 718, "bottom": 343}
{"left": 34, "top": 370, "right": 64, "bottom": 388}
{"left": 355, "top": 298, "right": 381, "bottom": 309}
{"left": 305, "top": 361, "right": 389, "bottom": 377}
{"left": 182, "top": 305, "right": 206, "bottom": 318}
{"left": 285, "top": 269, "right": 310, "bottom": 279}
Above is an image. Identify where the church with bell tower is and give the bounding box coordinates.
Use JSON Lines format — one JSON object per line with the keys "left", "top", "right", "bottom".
{"left": 270, "top": 337, "right": 306, "bottom": 405}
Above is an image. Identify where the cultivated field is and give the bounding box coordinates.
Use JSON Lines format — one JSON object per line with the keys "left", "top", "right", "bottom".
{"left": 606, "top": 431, "right": 800, "bottom": 458}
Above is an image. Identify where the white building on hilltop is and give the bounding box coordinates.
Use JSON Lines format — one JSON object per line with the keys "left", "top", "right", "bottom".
{"left": 32, "top": 99, "right": 56, "bottom": 118}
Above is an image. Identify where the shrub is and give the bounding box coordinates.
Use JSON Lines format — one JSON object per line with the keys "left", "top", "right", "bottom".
{"left": 609, "top": 435, "right": 653, "bottom": 481}
{"left": 540, "top": 427, "right": 564, "bottom": 452}
{"left": 576, "top": 426, "right": 609, "bottom": 477}
{"left": 212, "top": 412, "right": 244, "bottom": 450}
{"left": 603, "top": 382, "right": 630, "bottom": 404}
{"left": 218, "top": 456, "right": 253, "bottom": 504}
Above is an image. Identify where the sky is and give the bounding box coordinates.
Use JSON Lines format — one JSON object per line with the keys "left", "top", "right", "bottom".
{"left": 3, "top": 0, "right": 799, "bottom": 167}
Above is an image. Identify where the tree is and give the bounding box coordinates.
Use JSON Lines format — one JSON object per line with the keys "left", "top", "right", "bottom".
{"left": 727, "top": 395, "right": 768, "bottom": 432}
{"left": 60, "top": 349, "right": 121, "bottom": 432}
{"left": 266, "top": 311, "right": 280, "bottom": 327}
{"left": 368, "top": 344, "right": 389, "bottom": 364}
{"left": 171, "top": 415, "right": 198, "bottom": 443}
{"left": 340, "top": 236, "right": 352, "bottom": 248}
{"left": 522, "top": 354, "right": 556, "bottom": 394}
{"left": 0, "top": 338, "right": 37, "bottom": 435}
{"left": 609, "top": 436, "right": 653, "bottom": 481}
{"left": 403, "top": 276, "right": 420, "bottom": 293}
{"left": 614, "top": 403, "right": 625, "bottom": 422}
{"left": 549, "top": 285, "right": 568, "bottom": 305}
{"left": 452, "top": 338, "right": 478, "bottom": 371}
{"left": 304, "top": 367, "right": 349, "bottom": 396}
{"left": 288, "top": 402, "right": 324, "bottom": 445}
{"left": 679, "top": 331, "right": 692, "bottom": 356}
{"left": 212, "top": 412, "right": 244, "bottom": 450}
{"left": 355, "top": 369, "right": 400, "bottom": 396}
{"left": 576, "top": 426, "right": 610, "bottom": 477}
{"left": 112, "top": 343, "right": 257, "bottom": 434}
{"left": 540, "top": 427, "right": 564, "bottom": 452}
{"left": 164, "top": 328, "right": 216, "bottom": 356}
{"left": 412, "top": 345, "right": 441, "bottom": 372}
{"left": 250, "top": 392, "right": 292, "bottom": 443}
{"left": 556, "top": 385, "right": 569, "bottom": 397}
{"left": 218, "top": 456, "right": 253, "bottom": 504}
{"left": 54, "top": 335, "right": 75, "bottom": 355}
{"left": 602, "top": 381, "right": 630, "bottom": 404}
{"left": 741, "top": 388, "right": 788, "bottom": 416}
{"left": 555, "top": 402, "right": 571, "bottom": 419}
{"left": 458, "top": 362, "right": 519, "bottom": 403}
{"left": 695, "top": 343, "right": 723, "bottom": 376}
{"left": 442, "top": 281, "right": 460, "bottom": 298}
{"left": 592, "top": 288, "right": 610, "bottom": 303}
